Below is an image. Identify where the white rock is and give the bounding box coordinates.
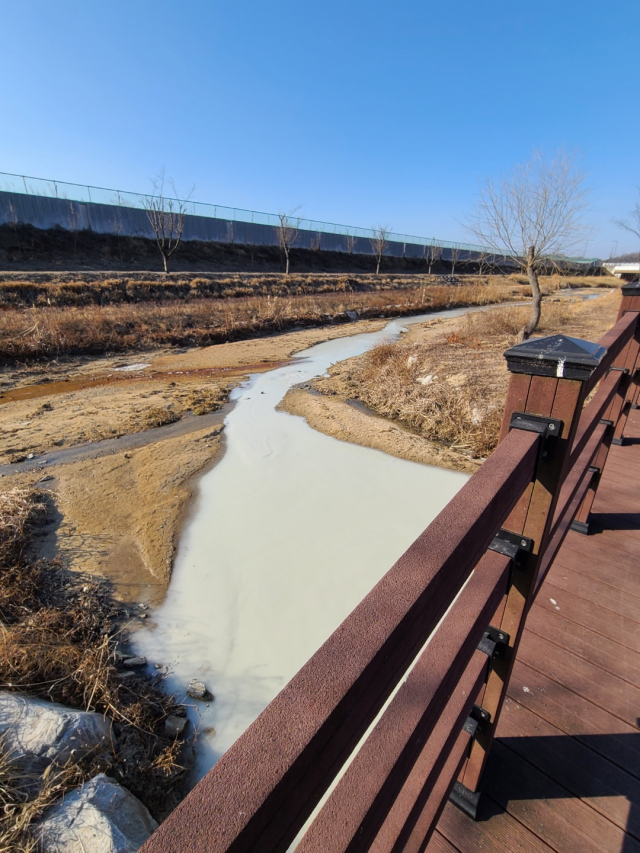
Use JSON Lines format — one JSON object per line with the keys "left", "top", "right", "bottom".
{"left": 36, "top": 773, "right": 158, "bottom": 853}
{"left": 0, "top": 693, "right": 111, "bottom": 773}
{"left": 187, "top": 679, "right": 212, "bottom": 701}
{"left": 122, "top": 656, "right": 146, "bottom": 668}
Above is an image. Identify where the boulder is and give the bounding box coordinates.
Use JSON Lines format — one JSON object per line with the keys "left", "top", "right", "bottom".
{"left": 36, "top": 773, "right": 158, "bottom": 853}
{"left": 0, "top": 692, "right": 111, "bottom": 773}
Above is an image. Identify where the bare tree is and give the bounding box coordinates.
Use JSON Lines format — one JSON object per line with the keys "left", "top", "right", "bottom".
{"left": 143, "top": 170, "right": 194, "bottom": 273}
{"left": 426, "top": 242, "right": 442, "bottom": 275}
{"left": 277, "top": 209, "right": 300, "bottom": 275}
{"left": 449, "top": 246, "right": 461, "bottom": 276}
{"left": 111, "top": 211, "right": 124, "bottom": 264}
{"left": 370, "top": 225, "right": 390, "bottom": 275}
{"left": 614, "top": 192, "right": 640, "bottom": 264}
{"left": 466, "top": 150, "right": 589, "bottom": 341}
{"left": 476, "top": 250, "right": 491, "bottom": 276}
{"left": 67, "top": 201, "right": 83, "bottom": 257}
{"left": 345, "top": 231, "right": 358, "bottom": 260}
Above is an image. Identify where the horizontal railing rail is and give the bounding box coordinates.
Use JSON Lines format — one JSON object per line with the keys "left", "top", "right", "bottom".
{"left": 140, "top": 282, "right": 640, "bottom": 853}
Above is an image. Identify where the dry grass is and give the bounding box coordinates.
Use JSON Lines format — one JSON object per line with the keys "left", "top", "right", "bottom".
{"left": 0, "top": 273, "right": 528, "bottom": 309}
{"left": 0, "top": 488, "right": 192, "bottom": 845}
{"left": 0, "top": 282, "right": 521, "bottom": 362}
{"left": 340, "top": 292, "right": 620, "bottom": 459}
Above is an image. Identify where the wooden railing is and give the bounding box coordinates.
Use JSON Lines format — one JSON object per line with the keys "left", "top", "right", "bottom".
{"left": 140, "top": 282, "right": 640, "bottom": 853}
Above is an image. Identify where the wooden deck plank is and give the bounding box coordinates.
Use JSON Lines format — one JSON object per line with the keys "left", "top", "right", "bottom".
{"left": 495, "top": 699, "right": 640, "bottom": 839}
{"left": 515, "top": 630, "right": 640, "bottom": 727}
{"left": 554, "top": 533, "right": 640, "bottom": 587}
{"left": 484, "top": 742, "right": 639, "bottom": 853}
{"left": 508, "top": 659, "right": 640, "bottom": 780}
{"left": 544, "top": 561, "right": 640, "bottom": 617}
{"left": 534, "top": 580, "right": 640, "bottom": 652}
{"left": 424, "top": 831, "right": 460, "bottom": 853}
{"left": 524, "top": 605, "right": 640, "bottom": 688}
{"left": 438, "top": 801, "right": 557, "bottom": 853}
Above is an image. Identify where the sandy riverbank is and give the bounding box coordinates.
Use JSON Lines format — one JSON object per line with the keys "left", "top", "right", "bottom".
{"left": 0, "top": 319, "right": 387, "bottom": 603}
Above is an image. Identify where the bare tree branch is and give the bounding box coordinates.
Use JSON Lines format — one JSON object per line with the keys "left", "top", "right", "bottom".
{"left": 465, "top": 150, "right": 589, "bottom": 340}
{"left": 277, "top": 208, "right": 301, "bottom": 275}
{"left": 142, "top": 169, "right": 194, "bottom": 273}
{"left": 370, "top": 225, "right": 390, "bottom": 275}
{"left": 427, "top": 242, "right": 442, "bottom": 275}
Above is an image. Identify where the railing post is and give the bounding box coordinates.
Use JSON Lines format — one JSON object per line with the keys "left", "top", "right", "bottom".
{"left": 456, "top": 332, "right": 605, "bottom": 804}
{"left": 572, "top": 280, "right": 640, "bottom": 534}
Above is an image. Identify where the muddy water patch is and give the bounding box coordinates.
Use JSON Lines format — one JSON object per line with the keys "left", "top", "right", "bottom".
{"left": 132, "top": 308, "right": 481, "bottom": 779}
{"left": 0, "top": 361, "right": 293, "bottom": 405}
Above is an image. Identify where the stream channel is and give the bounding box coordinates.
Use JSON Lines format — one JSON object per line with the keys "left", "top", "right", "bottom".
{"left": 132, "top": 307, "right": 484, "bottom": 779}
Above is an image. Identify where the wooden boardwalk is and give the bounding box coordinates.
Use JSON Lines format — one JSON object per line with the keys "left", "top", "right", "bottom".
{"left": 429, "top": 408, "right": 640, "bottom": 853}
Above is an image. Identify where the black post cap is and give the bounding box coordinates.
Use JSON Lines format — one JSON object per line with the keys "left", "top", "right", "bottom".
{"left": 621, "top": 280, "right": 640, "bottom": 296}
{"left": 504, "top": 334, "right": 605, "bottom": 381}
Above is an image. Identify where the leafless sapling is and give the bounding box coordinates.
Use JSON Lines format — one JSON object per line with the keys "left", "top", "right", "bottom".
{"left": 466, "top": 150, "right": 589, "bottom": 340}
{"left": 449, "top": 246, "right": 461, "bottom": 276}
{"left": 143, "top": 170, "right": 194, "bottom": 273}
{"left": 427, "top": 242, "right": 442, "bottom": 275}
{"left": 476, "top": 251, "right": 491, "bottom": 276}
{"left": 277, "top": 209, "right": 300, "bottom": 275}
{"left": 370, "top": 225, "right": 390, "bottom": 275}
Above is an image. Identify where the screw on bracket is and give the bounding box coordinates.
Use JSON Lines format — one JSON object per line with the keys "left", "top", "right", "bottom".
{"left": 509, "top": 412, "right": 564, "bottom": 465}
{"left": 477, "top": 624, "right": 510, "bottom": 659}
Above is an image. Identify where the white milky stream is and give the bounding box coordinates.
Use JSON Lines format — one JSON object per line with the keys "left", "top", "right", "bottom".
{"left": 133, "top": 308, "right": 477, "bottom": 779}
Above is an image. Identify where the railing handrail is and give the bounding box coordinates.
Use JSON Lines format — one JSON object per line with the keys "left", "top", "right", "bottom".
{"left": 139, "top": 285, "right": 640, "bottom": 853}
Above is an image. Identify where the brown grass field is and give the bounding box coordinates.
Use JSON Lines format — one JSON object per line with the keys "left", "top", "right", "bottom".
{"left": 323, "top": 289, "right": 620, "bottom": 460}
{"left": 0, "top": 281, "right": 526, "bottom": 362}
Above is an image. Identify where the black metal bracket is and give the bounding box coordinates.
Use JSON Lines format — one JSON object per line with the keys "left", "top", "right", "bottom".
{"left": 489, "top": 528, "right": 533, "bottom": 569}
{"left": 509, "top": 412, "right": 563, "bottom": 465}
{"left": 477, "top": 624, "right": 510, "bottom": 659}
{"left": 608, "top": 366, "right": 630, "bottom": 375}
{"left": 588, "top": 465, "right": 601, "bottom": 486}
{"left": 450, "top": 781, "right": 482, "bottom": 820}
{"left": 470, "top": 703, "right": 491, "bottom": 730}
{"left": 462, "top": 705, "right": 492, "bottom": 739}
{"left": 571, "top": 519, "right": 591, "bottom": 535}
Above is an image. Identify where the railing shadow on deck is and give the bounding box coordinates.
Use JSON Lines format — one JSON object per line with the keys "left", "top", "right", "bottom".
{"left": 590, "top": 512, "right": 640, "bottom": 531}
{"left": 480, "top": 733, "right": 640, "bottom": 853}
{"left": 139, "top": 281, "right": 640, "bottom": 853}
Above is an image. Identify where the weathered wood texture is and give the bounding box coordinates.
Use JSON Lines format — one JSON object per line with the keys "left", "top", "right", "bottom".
{"left": 434, "top": 406, "right": 640, "bottom": 853}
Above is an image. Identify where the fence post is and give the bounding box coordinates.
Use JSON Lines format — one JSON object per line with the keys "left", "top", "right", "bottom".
{"left": 572, "top": 280, "right": 640, "bottom": 534}
{"left": 455, "top": 331, "right": 606, "bottom": 809}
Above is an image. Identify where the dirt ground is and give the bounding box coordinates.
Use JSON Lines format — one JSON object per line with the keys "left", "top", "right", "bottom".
{"left": 0, "top": 319, "right": 386, "bottom": 603}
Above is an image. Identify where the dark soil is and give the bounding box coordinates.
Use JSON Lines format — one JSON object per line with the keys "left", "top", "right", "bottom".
{"left": 0, "top": 222, "right": 453, "bottom": 275}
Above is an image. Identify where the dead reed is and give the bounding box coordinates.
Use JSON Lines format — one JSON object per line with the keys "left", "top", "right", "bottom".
{"left": 341, "top": 292, "right": 621, "bottom": 459}
{"left": 0, "top": 283, "right": 520, "bottom": 362}
{"left": 0, "top": 487, "right": 191, "bottom": 845}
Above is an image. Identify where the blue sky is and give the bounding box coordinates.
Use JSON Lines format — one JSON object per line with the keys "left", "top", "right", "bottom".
{"left": 1, "top": 0, "right": 639, "bottom": 258}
